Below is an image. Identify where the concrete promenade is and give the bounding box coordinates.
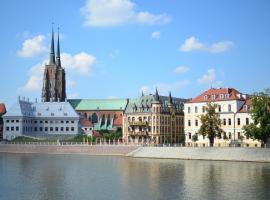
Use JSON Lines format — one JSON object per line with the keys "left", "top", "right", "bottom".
{"left": 129, "top": 147, "right": 270, "bottom": 162}
{"left": 1, "top": 144, "right": 270, "bottom": 162}
{"left": 0, "top": 144, "right": 139, "bottom": 156}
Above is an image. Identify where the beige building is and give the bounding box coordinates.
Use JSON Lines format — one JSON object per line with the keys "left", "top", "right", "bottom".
{"left": 123, "top": 90, "right": 186, "bottom": 144}
{"left": 184, "top": 88, "right": 261, "bottom": 147}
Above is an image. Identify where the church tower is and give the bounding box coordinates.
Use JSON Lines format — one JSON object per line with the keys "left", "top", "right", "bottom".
{"left": 42, "top": 27, "right": 66, "bottom": 102}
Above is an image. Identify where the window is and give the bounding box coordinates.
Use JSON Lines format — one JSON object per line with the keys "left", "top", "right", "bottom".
{"left": 195, "top": 120, "right": 198, "bottom": 126}
{"left": 34, "top": 121, "right": 37, "bottom": 124}
{"left": 50, "top": 127, "right": 53, "bottom": 131}
{"left": 50, "top": 121, "right": 53, "bottom": 124}
{"left": 246, "top": 118, "right": 249, "bottom": 125}
{"left": 228, "top": 104, "right": 232, "bottom": 112}
{"left": 202, "top": 106, "right": 206, "bottom": 113}
{"left": 66, "top": 121, "right": 69, "bottom": 124}
{"left": 229, "top": 132, "right": 231, "bottom": 139}
{"left": 45, "top": 121, "right": 48, "bottom": 124}
{"left": 228, "top": 118, "right": 231, "bottom": 126}
{"left": 223, "top": 132, "right": 227, "bottom": 139}
{"left": 61, "top": 121, "right": 64, "bottom": 124}
{"left": 45, "top": 127, "right": 48, "bottom": 131}
{"left": 34, "top": 127, "right": 37, "bottom": 132}
{"left": 39, "top": 127, "right": 43, "bottom": 131}
{"left": 188, "top": 120, "right": 191, "bottom": 126}
{"left": 211, "top": 95, "right": 216, "bottom": 100}
{"left": 189, "top": 133, "right": 191, "bottom": 139}
{"left": 237, "top": 118, "right": 241, "bottom": 125}
{"left": 71, "top": 127, "right": 74, "bottom": 131}
{"left": 16, "top": 120, "right": 19, "bottom": 123}
{"left": 6, "top": 120, "right": 9, "bottom": 123}
{"left": 15, "top": 126, "right": 19, "bottom": 131}
{"left": 66, "top": 127, "right": 69, "bottom": 131}
{"left": 220, "top": 94, "right": 224, "bottom": 99}
{"left": 11, "top": 120, "right": 14, "bottom": 123}
{"left": 11, "top": 127, "right": 14, "bottom": 131}
{"left": 61, "top": 127, "right": 64, "bottom": 131}
{"left": 55, "top": 127, "right": 58, "bottom": 132}
{"left": 218, "top": 105, "right": 221, "bottom": 112}
{"left": 188, "top": 107, "right": 191, "bottom": 114}
{"left": 71, "top": 121, "right": 74, "bottom": 124}
{"left": 195, "top": 106, "right": 198, "bottom": 113}
{"left": 225, "top": 94, "right": 230, "bottom": 99}
{"left": 6, "top": 127, "right": 9, "bottom": 131}
{"left": 223, "top": 119, "right": 226, "bottom": 125}
{"left": 204, "top": 95, "right": 208, "bottom": 101}
{"left": 40, "top": 121, "right": 43, "bottom": 123}
{"left": 238, "top": 132, "right": 241, "bottom": 139}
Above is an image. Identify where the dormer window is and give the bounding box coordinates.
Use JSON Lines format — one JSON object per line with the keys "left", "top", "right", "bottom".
{"left": 225, "top": 94, "right": 230, "bottom": 99}
{"left": 244, "top": 105, "right": 248, "bottom": 111}
{"left": 211, "top": 95, "right": 216, "bottom": 100}
{"left": 220, "top": 94, "right": 224, "bottom": 99}
{"left": 204, "top": 95, "right": 208, "bottom": 101}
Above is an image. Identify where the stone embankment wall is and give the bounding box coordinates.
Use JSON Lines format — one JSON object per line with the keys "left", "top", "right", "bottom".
{"left": 128, "top": 147, "right": 270, "bottom": 162}
{"left": 0, "top": 144, "right": 138, "bottom": 156}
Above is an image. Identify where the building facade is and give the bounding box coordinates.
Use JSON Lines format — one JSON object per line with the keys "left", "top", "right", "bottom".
{"left": 123, "top": 90, "right": 186, "bottom": 144}
{"left": 68, "top": 99, "right": 128, "bottom": 131}
{"left": 184, "top": 88, "right": 260, "bottom": 147}
{"left": 3, "top": 97, "right": 80, "bottom": 140}
{"left": 0, "top": 103, "right": 6, "bottom": 140}
{"left": 42, "top": 28, "right": 66, "bottom": 102}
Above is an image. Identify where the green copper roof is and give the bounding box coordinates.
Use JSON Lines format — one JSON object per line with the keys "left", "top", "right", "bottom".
{"left": 68, "top": 99, "right": 129, "bottom": 111}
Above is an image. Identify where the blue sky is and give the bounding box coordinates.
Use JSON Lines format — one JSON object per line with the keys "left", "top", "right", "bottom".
{"left": 0, "top": 0, "right": 270, "bottom": 108}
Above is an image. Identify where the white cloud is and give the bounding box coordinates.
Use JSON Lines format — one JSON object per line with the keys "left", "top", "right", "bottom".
{"left": 151, "top": 31, "right": 161, "bottom": 39}
{"left": 179, "top": 36, "right": 233, "bottom": 53}
{"left": 17, "top": 35, "right": 48, "bottom": 57}
{"left": 18, "top": 52, "right": 96, "bottom": 92}
{"left": 81, "top": 0, "right": 171, "bottom": 27}
{"left": 140, "top": 80, "right": 190, "bottom": 95}
{"left": 175, "top": 66, "right": 189, "bottom": 74}
{"left": 62, "top": 52, "right": 96, "bottom": 74}
{"left": 107, "top": 96, "right": 118, "bottom": 99}
{"left": 197, "top": 69, "right": 223, "bottom": 87}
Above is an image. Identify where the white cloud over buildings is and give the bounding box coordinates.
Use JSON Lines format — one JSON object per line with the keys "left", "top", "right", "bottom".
{"left": 81, "top": 0, "right": 171, "bottom": 27}
{"left": 17, "top": 35, "right": 48, "bottom": 57}
{"left": 179, "top": 36, "right": 233, "bottom": 53}
{"left": 175, "top": 66, "right": 190, "bottom": 74}
{"left": 197, "top": 68, "right": 223, "bottom": 87}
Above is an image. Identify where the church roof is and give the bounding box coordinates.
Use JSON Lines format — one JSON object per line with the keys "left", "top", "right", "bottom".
{"left": 3, "top": 100, "right": 79, "bottom": 119}
{"left": 68, "top": 99, "right": 129, "bottom": 111}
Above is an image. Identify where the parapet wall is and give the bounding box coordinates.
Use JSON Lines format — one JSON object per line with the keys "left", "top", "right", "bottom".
{"left": 129, "top": 147, "right": 270, "bottom": 162}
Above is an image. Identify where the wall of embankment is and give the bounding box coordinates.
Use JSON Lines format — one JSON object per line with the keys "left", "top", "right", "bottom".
{"left": 127, "top": 147, "right": 270, "bottom": 162}
{"left": 0, "top": 144, "right": 138, "bottom": 156}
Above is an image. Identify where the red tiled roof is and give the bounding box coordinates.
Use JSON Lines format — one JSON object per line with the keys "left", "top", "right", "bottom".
{"left": 239, "top": 98, "right": 252, "bottom": 113}
{"left": 0, "top": 103, "right": 6, "bottom": 115}
{"left": 81, "top": 117, "right": 93, "bottom": 127}
{"left": 188, "top": 88, "right": 246, "bottom": 103}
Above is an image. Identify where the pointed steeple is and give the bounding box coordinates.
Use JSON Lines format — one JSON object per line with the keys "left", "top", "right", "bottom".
{"left": 56, "top": 27, "right": 61, "bottom": 68}
{"left": 155, "top": 87, "right": 160, "bottom": 101}
{"left": 169, "top": 91, "right": 173, "bottom": 104}
{"left": 141, "top": 90, "right": 144, "bottom": 97}
{"left": 49, "top": 24, "right": 56, "bottom": 65}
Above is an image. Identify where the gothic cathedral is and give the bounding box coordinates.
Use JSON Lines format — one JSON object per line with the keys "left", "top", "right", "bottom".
{"left": 42, "top": 28, "right": 66, "bottom": 102}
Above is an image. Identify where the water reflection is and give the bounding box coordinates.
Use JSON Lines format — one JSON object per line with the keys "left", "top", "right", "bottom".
{"left": 0, "top": 154, "right": 270, "bottom": 200}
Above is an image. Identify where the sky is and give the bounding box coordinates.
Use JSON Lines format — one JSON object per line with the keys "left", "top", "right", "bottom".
{"left": 0, "top": 0, "right": 270, "bottom": 108}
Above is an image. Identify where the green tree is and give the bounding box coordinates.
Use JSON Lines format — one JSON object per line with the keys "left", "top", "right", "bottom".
{"left": 243, "top": 89, "right": 270, "bottom": 147}
{"left": 198, "top": 103, "right": 224, "bottom": 147}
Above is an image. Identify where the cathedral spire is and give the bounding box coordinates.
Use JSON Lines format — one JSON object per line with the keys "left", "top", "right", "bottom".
{"left": 169, "top": 91, "right": 173, "bottom": 104}
{"left": 56, "top": 27, "right": 61, "bottom": 68}
{"left": 155, "top": 87, "right": 160, "bottom": 101}
{"left": 49, "top": 24, "right": 56, "bottom": 65}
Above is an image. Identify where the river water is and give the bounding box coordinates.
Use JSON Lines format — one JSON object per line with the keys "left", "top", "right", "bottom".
{"left": 0, "top": 153, "right": 270, "bottom": 200}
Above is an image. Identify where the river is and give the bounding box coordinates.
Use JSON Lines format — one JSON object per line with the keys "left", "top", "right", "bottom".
{"left": 0, "top": 153, "right": 270, "bottom": 200}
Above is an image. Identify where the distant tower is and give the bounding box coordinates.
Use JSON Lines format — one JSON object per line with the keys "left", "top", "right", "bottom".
{"left": 42, "top": 26, "right": 66, "bottom": 102}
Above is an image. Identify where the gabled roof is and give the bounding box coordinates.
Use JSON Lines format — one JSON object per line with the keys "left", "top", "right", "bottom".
{"left": 68, "top": 99, "right": 129, "bottom": 111}
{"left": 81, "top": 117, "right": 93, "bottom": 127}
{"left": 0, "top": 103, "right": 6, "bottom": 115}
{"left": 188, "top": 88, "right": 247, "bottom": 103}
{"left": 4, "top": 100, "right": 79, "bottom": 118}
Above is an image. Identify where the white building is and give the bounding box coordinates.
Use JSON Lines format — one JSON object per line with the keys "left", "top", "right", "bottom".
{"left": 3, "top": 97, "right": 80, "bottom": 140}
{"left": 184, "top": 88, "right": 261, "bottom": 147}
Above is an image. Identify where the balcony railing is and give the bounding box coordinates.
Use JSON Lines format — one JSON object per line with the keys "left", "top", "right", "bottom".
{"left": 128, "top": 121, "right": 148, "bottom": 126}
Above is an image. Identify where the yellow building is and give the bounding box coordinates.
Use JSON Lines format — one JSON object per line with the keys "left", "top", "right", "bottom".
{"left": 123, "top": 89, "right": 186, "bottom": 144}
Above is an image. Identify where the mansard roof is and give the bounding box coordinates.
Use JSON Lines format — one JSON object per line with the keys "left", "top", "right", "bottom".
{"left": 125, "top": 94, "right": 187, "bottom": 114}
{"left": 188, "top": 88, "right": 247, "bottom": 103}
{"left": 3, "top": 100, "right": 79, "bottom": 118}
{"left": 68, "top": 99, "right": 129, "bottom": 111}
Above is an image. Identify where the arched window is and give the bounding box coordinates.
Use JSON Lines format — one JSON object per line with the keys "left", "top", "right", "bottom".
{"left": 223, "top": 119, "right": 226, "bottom": 125}
{"left": 228, "top": 104, "right": 232, "bottom": 112}
{"left": 91, "top": 113, "right": 98, "bottom": 124}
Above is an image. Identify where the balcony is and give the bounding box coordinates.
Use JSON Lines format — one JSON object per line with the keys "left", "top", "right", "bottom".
{"left": 128, "top": 121, "right": 148, "bottom": 126}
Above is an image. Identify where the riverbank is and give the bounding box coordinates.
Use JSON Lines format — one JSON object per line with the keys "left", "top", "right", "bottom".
{"left": 1, "top": 144, "right": 270, "bottom": 162}
{"left": 129, "top": 147, "right": 270, "bottom": 162}
{"left": 0, "top": 144, "right": 138, "bottom": 156}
